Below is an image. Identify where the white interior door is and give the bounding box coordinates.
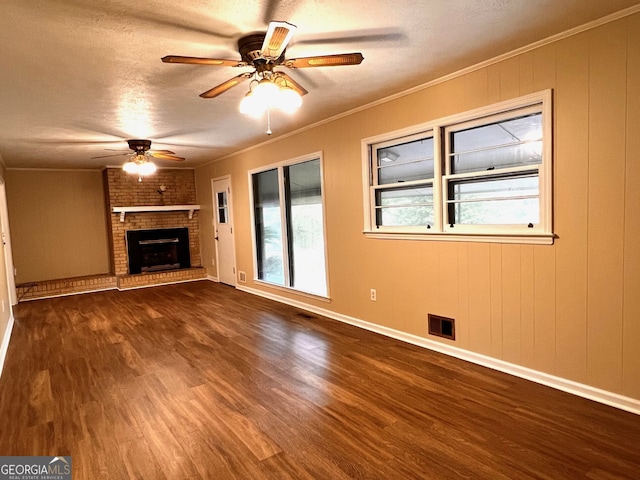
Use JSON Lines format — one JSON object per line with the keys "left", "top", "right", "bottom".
{"left": 212, "top": 177, "right": 236, "bottom": 286}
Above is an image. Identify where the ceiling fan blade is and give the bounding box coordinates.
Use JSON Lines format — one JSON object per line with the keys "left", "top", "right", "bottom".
{"left": 261, "top": 0, "right": 279, "bottom": 25}
{"left": 91, "top": 152, "right": 130, "bottom": 159}
{"left": 278, "top": 72, "right": 308, "bottom": 96}
{"left": 150, "top": 152, "right": 186, "bottom": 162}
{"left": 285, "top": 52, "right": 364, "bottom": 68}
{"left": 162, "top": 55, "right": 246, "bottom": 67}
{"left": 261, "top": 21, "right": 297, "bottom": 60}
{"left": 149, "top": 149, "right": 176, "bottom": 155}
{"left": 294, "top": 29, "right": 404, "bottom": 46}
{"left": 199, "top": 73, "right": 251, "bottom": 98}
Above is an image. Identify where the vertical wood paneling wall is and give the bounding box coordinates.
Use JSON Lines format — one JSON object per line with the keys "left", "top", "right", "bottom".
{"left": 196, "top": 14, "right": 640, "bottom": 400}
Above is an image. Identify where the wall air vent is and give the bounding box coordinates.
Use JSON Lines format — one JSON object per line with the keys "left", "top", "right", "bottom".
{"left": 428, "top": 314, "right": 455, "bottom": 340}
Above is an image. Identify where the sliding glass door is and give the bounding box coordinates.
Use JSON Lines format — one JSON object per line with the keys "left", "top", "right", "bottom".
{"left": 251, "top": 155, "right": 327, "bottom": 297}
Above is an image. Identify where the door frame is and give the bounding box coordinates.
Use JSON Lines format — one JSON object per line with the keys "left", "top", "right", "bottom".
{"left": 0, "top": 181, "right": 16, "bottom": 305}
{"left": 211, "top": 175, "right": 237, "bottom": 286}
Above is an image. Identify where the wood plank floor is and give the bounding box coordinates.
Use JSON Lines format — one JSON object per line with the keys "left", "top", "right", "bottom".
{"left": 1, "top": 281, "right": 639, "bottom": 479}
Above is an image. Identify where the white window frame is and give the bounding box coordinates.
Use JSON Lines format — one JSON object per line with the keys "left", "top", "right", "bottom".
{"left": 248, "top": 151, "right": 330, "bottom": 300}
{"left": 369, "top": 130, "right": 437, "bottom": 234}
{"left": 361, "top": 90, "right": 553, "bottom": 244}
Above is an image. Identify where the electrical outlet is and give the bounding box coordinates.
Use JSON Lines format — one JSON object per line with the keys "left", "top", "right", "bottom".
{"left": 370, "top": 289, "right": 377, "bottom": 301}
{"left": 211, "top": 258, "right": 215, "bottom": 266}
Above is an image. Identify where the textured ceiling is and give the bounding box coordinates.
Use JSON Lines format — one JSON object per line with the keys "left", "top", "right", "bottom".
{"left": 1, "top": 0, "right": 639, "bottom": 170}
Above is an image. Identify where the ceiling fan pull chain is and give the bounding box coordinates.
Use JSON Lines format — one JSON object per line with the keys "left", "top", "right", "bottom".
{"left": 266, "top": 109, "right": 272, "bottom": 135}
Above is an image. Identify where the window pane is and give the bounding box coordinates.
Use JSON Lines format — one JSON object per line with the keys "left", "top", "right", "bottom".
{"left": 377, "top": 136, "right": 434, "bottom": 184}
{"left": 448, "top": 175, "right": 539, "bottom": 225}
{"left": 217, "top": 191, "right": 227, "bottom": 207}
{"left": 376, "top": 185, "right": 433, "bottom": 226}
{"left": 451, "top": 113, "right": 542, "bottom": 173}
{"left": 216, "top": 191, "right": 228, "bottom": 224}
{"left": 285, "top": 159, "right": 327, "bottom": 297}
{"left": 252, "top": 169, "right": 284, "bottom": 285}
{"left": 218, "top": 208, "right": 227, "bottom": 224}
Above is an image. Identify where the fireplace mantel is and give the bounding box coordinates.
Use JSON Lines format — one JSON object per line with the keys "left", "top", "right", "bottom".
{"left": 112, "top": 205, "right": 201, "bottom": 222}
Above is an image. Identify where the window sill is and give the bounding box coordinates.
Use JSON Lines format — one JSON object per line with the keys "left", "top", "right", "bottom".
{"left": 363, "top": 230, "right": 555, "bottom": 245}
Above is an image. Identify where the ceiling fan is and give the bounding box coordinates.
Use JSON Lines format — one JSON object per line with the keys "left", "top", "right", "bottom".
{"left": 161, "top": 21, "right": 364, "bottom": 101}
{"left": 94, "top": 139, "right": 185, "bottom": 181}
{"left": 93, "top": 139, "right": 186, "bottom": 162}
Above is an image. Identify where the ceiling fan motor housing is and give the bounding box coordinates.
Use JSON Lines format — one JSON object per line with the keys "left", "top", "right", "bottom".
{"left": 127, "top": 139, "right": 152, "bottom": 152}
{"left": 238, "top": 34, "right": 285, "bottom": 66}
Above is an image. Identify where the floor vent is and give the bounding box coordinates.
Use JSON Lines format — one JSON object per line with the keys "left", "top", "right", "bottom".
{"left": 428, "top": 314, "right": 455, "bottom": 340}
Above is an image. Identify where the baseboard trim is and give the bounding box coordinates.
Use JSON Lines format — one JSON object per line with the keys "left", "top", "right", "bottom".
{"left": 237, "top": 285, "right": 640, "bottom": 416}
{"left": 0, "top": 315, "right": 15, "bottom": 380}
{"left": 206, "top": 275, "right": 219, "bottom": 282}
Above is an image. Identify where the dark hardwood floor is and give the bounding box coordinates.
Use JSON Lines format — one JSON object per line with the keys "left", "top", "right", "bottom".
{"left": 0, "top": 281, "right": 639, "bottom": 479}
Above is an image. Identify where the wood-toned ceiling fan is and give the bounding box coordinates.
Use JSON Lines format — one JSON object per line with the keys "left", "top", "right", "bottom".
{"left": 93, "top": 139, "right": 185, "bottom": 162}
{"left": 161, "top": 21, "right": 364, "bottom": 99}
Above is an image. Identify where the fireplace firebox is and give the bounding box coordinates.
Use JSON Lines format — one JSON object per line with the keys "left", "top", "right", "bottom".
{"left": 126, "top": 228, "right": 191, "bottom": 274}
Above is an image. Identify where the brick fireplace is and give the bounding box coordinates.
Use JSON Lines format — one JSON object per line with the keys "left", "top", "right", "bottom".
{"left": 103, "top": 168, "right": 205, "bottom": 288}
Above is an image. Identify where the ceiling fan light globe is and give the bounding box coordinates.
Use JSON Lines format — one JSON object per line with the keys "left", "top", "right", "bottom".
{"left": 138, "top": 161, "right": 157, "bottom": 176}
{"left": 122, "top": 161, "right": 139, "bottom": 173}
{"left": 278, "top": 87, "right": 302, "bottom": 113}
{"left": 253, "top": 79, "right": 280, "bottom": 110}
{"left": 254, "top": 78, "right": 280, "bottom": 98}
{"left": 239, "top": 92, "right": 260, "bottom": 115}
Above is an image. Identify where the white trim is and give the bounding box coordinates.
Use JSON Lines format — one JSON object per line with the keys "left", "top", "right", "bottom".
{"left": 195, "top": 6, "right": 640, "bottom": 170}
{"left": 112, "top": 205, "right": 200, "bottom": 222}
{"left": 236, "top": 285, "right": 640, "bottom": 416}
{"left": 112, "top": 205, "right": 201, "bottom": 212}
{"left": 206, "top": 275, "right": 219, "bottom": 282}
{"left": 0, "top": 315, "right": 14, "bottom": 379}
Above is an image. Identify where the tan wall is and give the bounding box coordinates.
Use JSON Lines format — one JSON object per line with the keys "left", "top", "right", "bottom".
{"left": 5, "top": 169, "right": 110, "bottom": 283}
{"left": 195, "top": 13, "right": 640, "bottom": 400}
